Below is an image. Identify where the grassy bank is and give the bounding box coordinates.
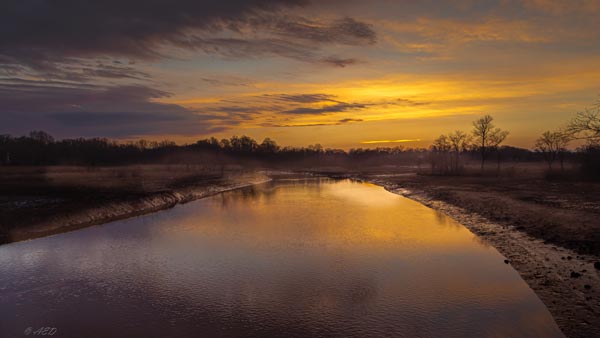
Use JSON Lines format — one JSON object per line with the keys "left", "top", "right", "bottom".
{"left": 0, "top": 165, "right": 268, "bottom": 243}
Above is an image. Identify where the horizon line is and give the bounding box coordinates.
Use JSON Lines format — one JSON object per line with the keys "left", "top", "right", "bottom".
{"left": 361, "top": 139, "right": 422, "bottom": 144}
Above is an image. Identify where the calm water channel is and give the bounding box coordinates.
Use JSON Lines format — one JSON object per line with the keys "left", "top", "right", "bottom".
{"left": 0, "top": 179, "right": 564, "bottom": 337}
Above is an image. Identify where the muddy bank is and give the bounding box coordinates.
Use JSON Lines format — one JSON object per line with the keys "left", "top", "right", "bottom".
{"left": 3, "top": 174, "right": 270, "bottom": 243}
{"left": 343, "top": 174, "right": 599, "bottom": 338}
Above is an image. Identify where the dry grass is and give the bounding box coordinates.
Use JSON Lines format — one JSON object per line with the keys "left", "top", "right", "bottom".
{"left": 0, "top": 165, "right": 227, "bottom": 194}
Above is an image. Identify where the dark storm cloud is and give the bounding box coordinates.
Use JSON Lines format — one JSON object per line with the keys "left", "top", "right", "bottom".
{"left": 0, "top": 1, "right": 380, "bottom": 137}
{"left": 281, "top": 102, "right": 367, "bottom": 115}
{"left": 0, "top": 0, "right": 306, "bottom": 60}
{"left": 0, "top": 81, "right": 183, "bottom": 114}
{"left": 0, "top": 0, "right": 376, "bottom": 76}
{"left": 0, "top": 80, "right": 227, "bottom": 137}
{"left": 50, "top": 111, "right": 189, "bottom": 127}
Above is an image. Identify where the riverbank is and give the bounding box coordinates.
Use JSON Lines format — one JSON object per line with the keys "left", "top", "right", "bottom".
{"left": 341, "top": 172, "right": 599, "bottom": 338}
{"left": 0, "top": 166, "right": 269, "bottom": 243}
{"left": 2, "top": 166, "right": 598, "bottom": 336}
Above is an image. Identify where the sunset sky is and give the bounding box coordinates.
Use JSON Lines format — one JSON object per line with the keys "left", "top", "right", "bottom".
{"left": 2, "top": 0, "right": 600, "bottom": 149}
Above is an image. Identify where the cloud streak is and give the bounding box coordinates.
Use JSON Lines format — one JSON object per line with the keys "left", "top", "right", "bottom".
{"left": 268, "top": 117, "right": 364, "bottom": 127}
{"left": 281, "top": 102, "right": 367, "bottom": 115}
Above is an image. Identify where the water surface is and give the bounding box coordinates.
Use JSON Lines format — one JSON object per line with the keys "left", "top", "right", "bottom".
{"left": 0, "top": 179, "right": 563, "bottom": 337}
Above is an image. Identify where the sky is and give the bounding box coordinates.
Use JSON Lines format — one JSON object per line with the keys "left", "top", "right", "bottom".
{"left": 1, "top": 0, "right": 600, "bottom": 149}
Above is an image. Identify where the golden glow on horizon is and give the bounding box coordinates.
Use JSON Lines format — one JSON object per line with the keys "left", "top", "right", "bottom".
{"left": 143, "top": 5, "right": 600, "bottom": 150}
{"left": 145, "top": 65, "right": 600, "bottom": 149}
{"left": 361, "top": 139, "right": 422, "bottom": 144}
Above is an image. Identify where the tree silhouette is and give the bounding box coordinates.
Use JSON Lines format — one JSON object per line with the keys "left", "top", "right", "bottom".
{"left": 431, "top": 134, "right": 452, "bottom": 174}
{"left": 471, "top": 115, "right": 508, "bottom": 172}
{"left": 535, "top": 130, "right": 571, "bottom": 170}
{"left": 447, "top": 130, "right": 471, "bottom": 173}
{"left": 567, "top": 100, "right": 600, "bottom": 145}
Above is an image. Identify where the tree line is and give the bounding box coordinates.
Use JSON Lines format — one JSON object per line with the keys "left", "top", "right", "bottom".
{"left": 0, "top": 130, "right": 539, "bottom": 169}
{"left": 429, "top": 99, "right": 600, "bottom": 177}
{"left": 1, "top": 99, "right": 598, "bottom": 177}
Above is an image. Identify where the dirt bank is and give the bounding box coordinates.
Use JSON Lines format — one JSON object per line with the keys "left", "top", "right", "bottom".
{"left": 344, "top": 173, "right": 599, "bottom": 338}
{"left": 1, "top": 170, "right": 269, "bottom": 243}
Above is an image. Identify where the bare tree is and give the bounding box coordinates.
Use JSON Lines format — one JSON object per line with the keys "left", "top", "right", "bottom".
{"left": 535, "top": 130, "right": 571, "bottom": 170}
{"left": 489, "top": 129, "right": 509, "bottom": 171}
{"left": 566, "top": 101, "right": 600, "bottom": 145}
{"left": 471, "top": 115, "right": 508, "bottom": 171}
{"left": 431, "top": 134, "right": 452, "bottom": 174}
{"left": 447, "top": 130, "right": 471, "bottom": 172}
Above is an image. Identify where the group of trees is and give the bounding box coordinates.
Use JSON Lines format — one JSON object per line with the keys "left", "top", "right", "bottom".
{"left": 0, "top": 127, "right": 554, "bottom": 173}
{"left": 533, "top": 99, "right": 600, "bottom": 174}
{"left": 430, "top": 115, "right": 509, "bottom": 174}
{"left": 428, "top": 98, "right": 600, "bottom": 178}
{"left": 534, "top": 131, "right": 570, "bottom": 170}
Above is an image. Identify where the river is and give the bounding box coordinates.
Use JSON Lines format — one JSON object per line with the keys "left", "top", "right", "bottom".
{"left": 0, "top": 178, "right": 564, "bottom": 337}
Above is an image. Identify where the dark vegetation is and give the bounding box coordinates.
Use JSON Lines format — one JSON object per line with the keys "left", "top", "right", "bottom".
{"left": 1, "top": 129, "right": 597, "bottom": 181}
{"left": 0, "top": 131, "right": 538, "bottom": 170}
{"left": 428, "top": 104, "right": 600, "bottom": 180}
{"left": 0, "top": 131, "right": 429, "bottom": 168}
{"left": 3, "top": 99, "right": 600, "bottom": 179}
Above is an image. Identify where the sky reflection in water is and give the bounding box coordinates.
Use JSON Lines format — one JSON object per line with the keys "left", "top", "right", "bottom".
{"left": 0, "top": 179, "right": 564, "bottom": 338}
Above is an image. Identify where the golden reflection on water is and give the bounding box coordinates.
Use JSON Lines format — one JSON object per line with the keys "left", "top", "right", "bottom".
{"left": 0, "top": 178, "right": 564, "bottom": 338}
{"left": 171, "top": 179, "right": 471, "bottom": 250}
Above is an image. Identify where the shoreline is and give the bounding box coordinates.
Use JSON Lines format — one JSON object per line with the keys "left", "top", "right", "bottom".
{"left": 347, "top": 175, "right": 599, "bottom": 338}
{"left": 3, "top": 171, "right": 599, "bottom": 336}
{"left": 5, "top": 175, "right": 271, "bottom": 244}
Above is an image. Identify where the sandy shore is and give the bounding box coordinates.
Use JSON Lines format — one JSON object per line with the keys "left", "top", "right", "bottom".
{"left": 344, "top": 174, "right": 599, "bottom": 338}
{"left": 4, "top": 173, "right": 270, "bottom": 243}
